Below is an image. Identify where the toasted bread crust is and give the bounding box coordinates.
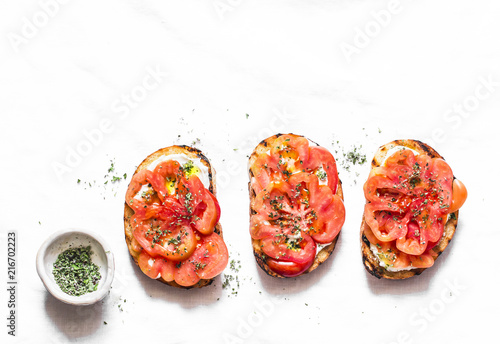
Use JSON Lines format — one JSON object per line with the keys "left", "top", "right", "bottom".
{"left": 124, "top": 145, "right": 221, "bottom": 289}
{"left": 361, "top": 139, "right": 459, "bottom": 279}
{"left": 248, "top": 133, "right": 344, "bottom": 278}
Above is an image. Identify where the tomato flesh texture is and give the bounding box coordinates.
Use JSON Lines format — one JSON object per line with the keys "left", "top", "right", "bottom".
{"left": 250, "top": 154, "right": 281, "bottom": 195}
{"left": 207, "top": 190, "right": 221, "bottom": 224}
{"left": 266, "top": 258, "right": 313, "bottom": 278}
{"left": 138, "top": 252, "right": 176, "bottom": 281}
{"left": 126, "top": 169, "right": 164, "bottom": 220}
{"left": 138, "top": 251, "right": 162, "bottom": 279}
{"left": 150, "top": 160, "right": 183, "bottom": 201}
{"left": 261, "top": 233, "right": 316, "bottom": 265}
{"left": 396, "top": 221, "right": 427, "bottom": 255}
{"left": 305, "top": 146, "right": 339, "bottom": 194}
{"left": 270, "top": 135, "right": 310, "bottom": 173}
{"left": 178, "top": 175, "right": 217, "bottom": 235}
{"left": 191, "top": 189, "right": 218, "bottom": 235}
{"left": 250, "top": 214, "right": 280, "bottom": 240}
{"left": 311, "top": 195, "right": 345, "bottom": 244}
{"left": 174, "top": 232, "right": 228, "bottom": 286}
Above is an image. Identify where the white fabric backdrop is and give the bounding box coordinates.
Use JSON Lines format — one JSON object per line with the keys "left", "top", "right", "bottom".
{"left": 1, "top": 1, "right": 499, "bottom": 343}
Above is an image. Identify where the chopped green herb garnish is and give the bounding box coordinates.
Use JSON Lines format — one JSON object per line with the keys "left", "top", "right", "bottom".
{"left": 52, "top": 246, "right": 101, "bottom": 297}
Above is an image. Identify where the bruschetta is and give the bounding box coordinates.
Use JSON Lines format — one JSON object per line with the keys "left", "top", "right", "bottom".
{"left": 248, "top": 133, "right": 345, "bottom": 278}
{"left": 124, "top": 146, "right": 228, "bottom": 288}
{"left": 360, "top": 139, "right": 467, "bottom": 279}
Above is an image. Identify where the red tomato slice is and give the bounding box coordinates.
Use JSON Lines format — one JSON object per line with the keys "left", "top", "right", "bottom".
{"left": 175, "top": 175, "right": 218, "bottom": 235}
{"left": 177, "top": 175, "right": 203, "bottom": 216}
{"left": 174, "top": 260, "right": 200, "bottom": 287}
{"left": 126, "top": 169, "right": 151, "bottom": 207}
{"left": 250, "top": 214, "right": 281, "bottom": 240}
{"left": 261, "top": 233, "right": 316, "bottom": 264}
{"left": 449, "top": 178, "right": 467, "bottom": 213}
{"left": 364, "top": 220, "right": 417, "bottom": 271}
{"left": 160, "top": 258, "right": 175, "bottom": 282}
{"left": 362, "top": 221, "right": 382, "bottom": 246}
{"left": 364, "top": 173, "right": 414, "bottom": 214}
{"left": 396, "top": 221, "right": 427, "bottom": 255}
{"left": 364, "top": 204, "right": 409, "bottom": 242}
{"left": 250, "top": 154, "right": 281, "bottom": 195}
{"left": 191, "top": 189, "right": 218, "bottom": 235}
{"left": 305, "top": 146, "right": 339, "bottom": 194}
{"left": 409, "top": 252, "right": 434, "bottom": 269}
{"left": 385, "top": 148, "right": 416, "bottom": 167}
{"left": 266, "top": 258, "right": 313, "bottom": 277}
{"left": 311, "top": 195, "right": 345, "bottom": 244}
{"left": 132, "top": 217, "right": 197, "bottom": 261}
{"left": 174, "top": 232, "right": 229, "bottom": 286}
{"left": 270, "top": 134, "right": 310, "bottom": 170}
{"left": 149, "top": 160, "right": 182, "bottom": 202}
{"left": 207, "top": 190, "right": 221, "bottom": 224}
{"left": 310, "top": 184, "right": 334, "bottom": 212}
{"left": 252, "top": 180, "right": 294, "bottom": 220}
{"left": 138, "top": 251, "right": 163, "bottom": 279}
{"left": 126, "top": 169, "right": 163, "bottom": 219}
{"left": 288, "top": 172, "right": 322, "bottom": 204}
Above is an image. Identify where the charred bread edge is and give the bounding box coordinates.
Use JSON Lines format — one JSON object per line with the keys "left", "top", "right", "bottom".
{"left": 248, "top": 133, "right": 344, "bottom": 279}
{"left": 124, "top": 145, "right": 222, "bottom": 289}
{"left": 360, "top": 139, "right": 459, "bottom": 280}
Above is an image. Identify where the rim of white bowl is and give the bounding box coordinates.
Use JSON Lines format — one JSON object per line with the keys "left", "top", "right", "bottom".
{"left": 36, "top": 228, "right": 115, "bottom": 306}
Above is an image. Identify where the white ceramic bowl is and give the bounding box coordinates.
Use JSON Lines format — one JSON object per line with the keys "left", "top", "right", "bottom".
{"left": 36, "top": 229, "right": 115, "bottom": 306}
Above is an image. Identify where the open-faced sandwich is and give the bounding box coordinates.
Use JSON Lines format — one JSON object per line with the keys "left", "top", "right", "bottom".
{"left": 361, "top": 139, "right": 467, "bottom": 279}
{"left": 124, "top": 146, "right": 228, "bottom": 288}
{"left": 248, "top": 133, "right": 345, "bottom": 278}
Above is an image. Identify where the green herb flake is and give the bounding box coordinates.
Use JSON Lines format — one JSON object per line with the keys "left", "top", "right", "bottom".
{"left": 52, "top": 246, "right": 101, "bottom": 297}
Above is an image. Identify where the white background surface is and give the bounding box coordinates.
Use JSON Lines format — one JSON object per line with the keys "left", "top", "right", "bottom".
{"left": 1, "top": 0, "right": 499, "bottom": 343}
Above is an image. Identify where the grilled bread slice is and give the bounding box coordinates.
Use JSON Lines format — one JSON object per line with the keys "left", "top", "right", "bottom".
{"left": 248, "top": 133, "right": 344, "bottom": 278}
{"left": 124, "top": 145, "right": 222, "bottom": 288}
{"left": 361, "top": 139, "right": 463, "bottom": 279}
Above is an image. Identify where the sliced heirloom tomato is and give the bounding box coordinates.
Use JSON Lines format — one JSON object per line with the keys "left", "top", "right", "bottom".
{"left": 250, "top": 134, "right": 311, "bottom": 194}
{"left": 178, "top": 175, "right": 218, "bottom": 235}
{"left": 250, "top": 214, "right": 280, "bottom": 240}
{"left": 250, "top": 154, "right": 280, "bottom": 195}
{"left": 266, "top": 258, "right": 313, "bottom": 278}
{"left": 449, "top": 178, "right": 467, "bottom": 213}
{"left": 305, "top": 146, "right": 339, "bottom": 193}
{"left": 133, "top": 219, "right": 198, "bottom": 261}
{"left": 149, "top": 160, "right": 183, "bottom": 202}
{"left": 138, "top": 251, "right": 176, "bottom": 281}
{"left": 207, "top": 190, "right": 221, "bottom": 224}
{"left": 174, "top": 232, "right": 229, "bottom": 287}
{"left": 310, "top": 194, "right": 345, "bottom": 244}
{"left": 270, "top": 134, "right": 310, "bottom": 172}
{"left": 364, "top": 204, "right": 409, "bottom": 242}
{"left": 261, "top": 232, "right": 316, "bottom": 265}
{"left": 126, "top": 169, "right": 163, "bottom": 220}
{"left": 252, "top": 180, "right": 293, "bottom": 220}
